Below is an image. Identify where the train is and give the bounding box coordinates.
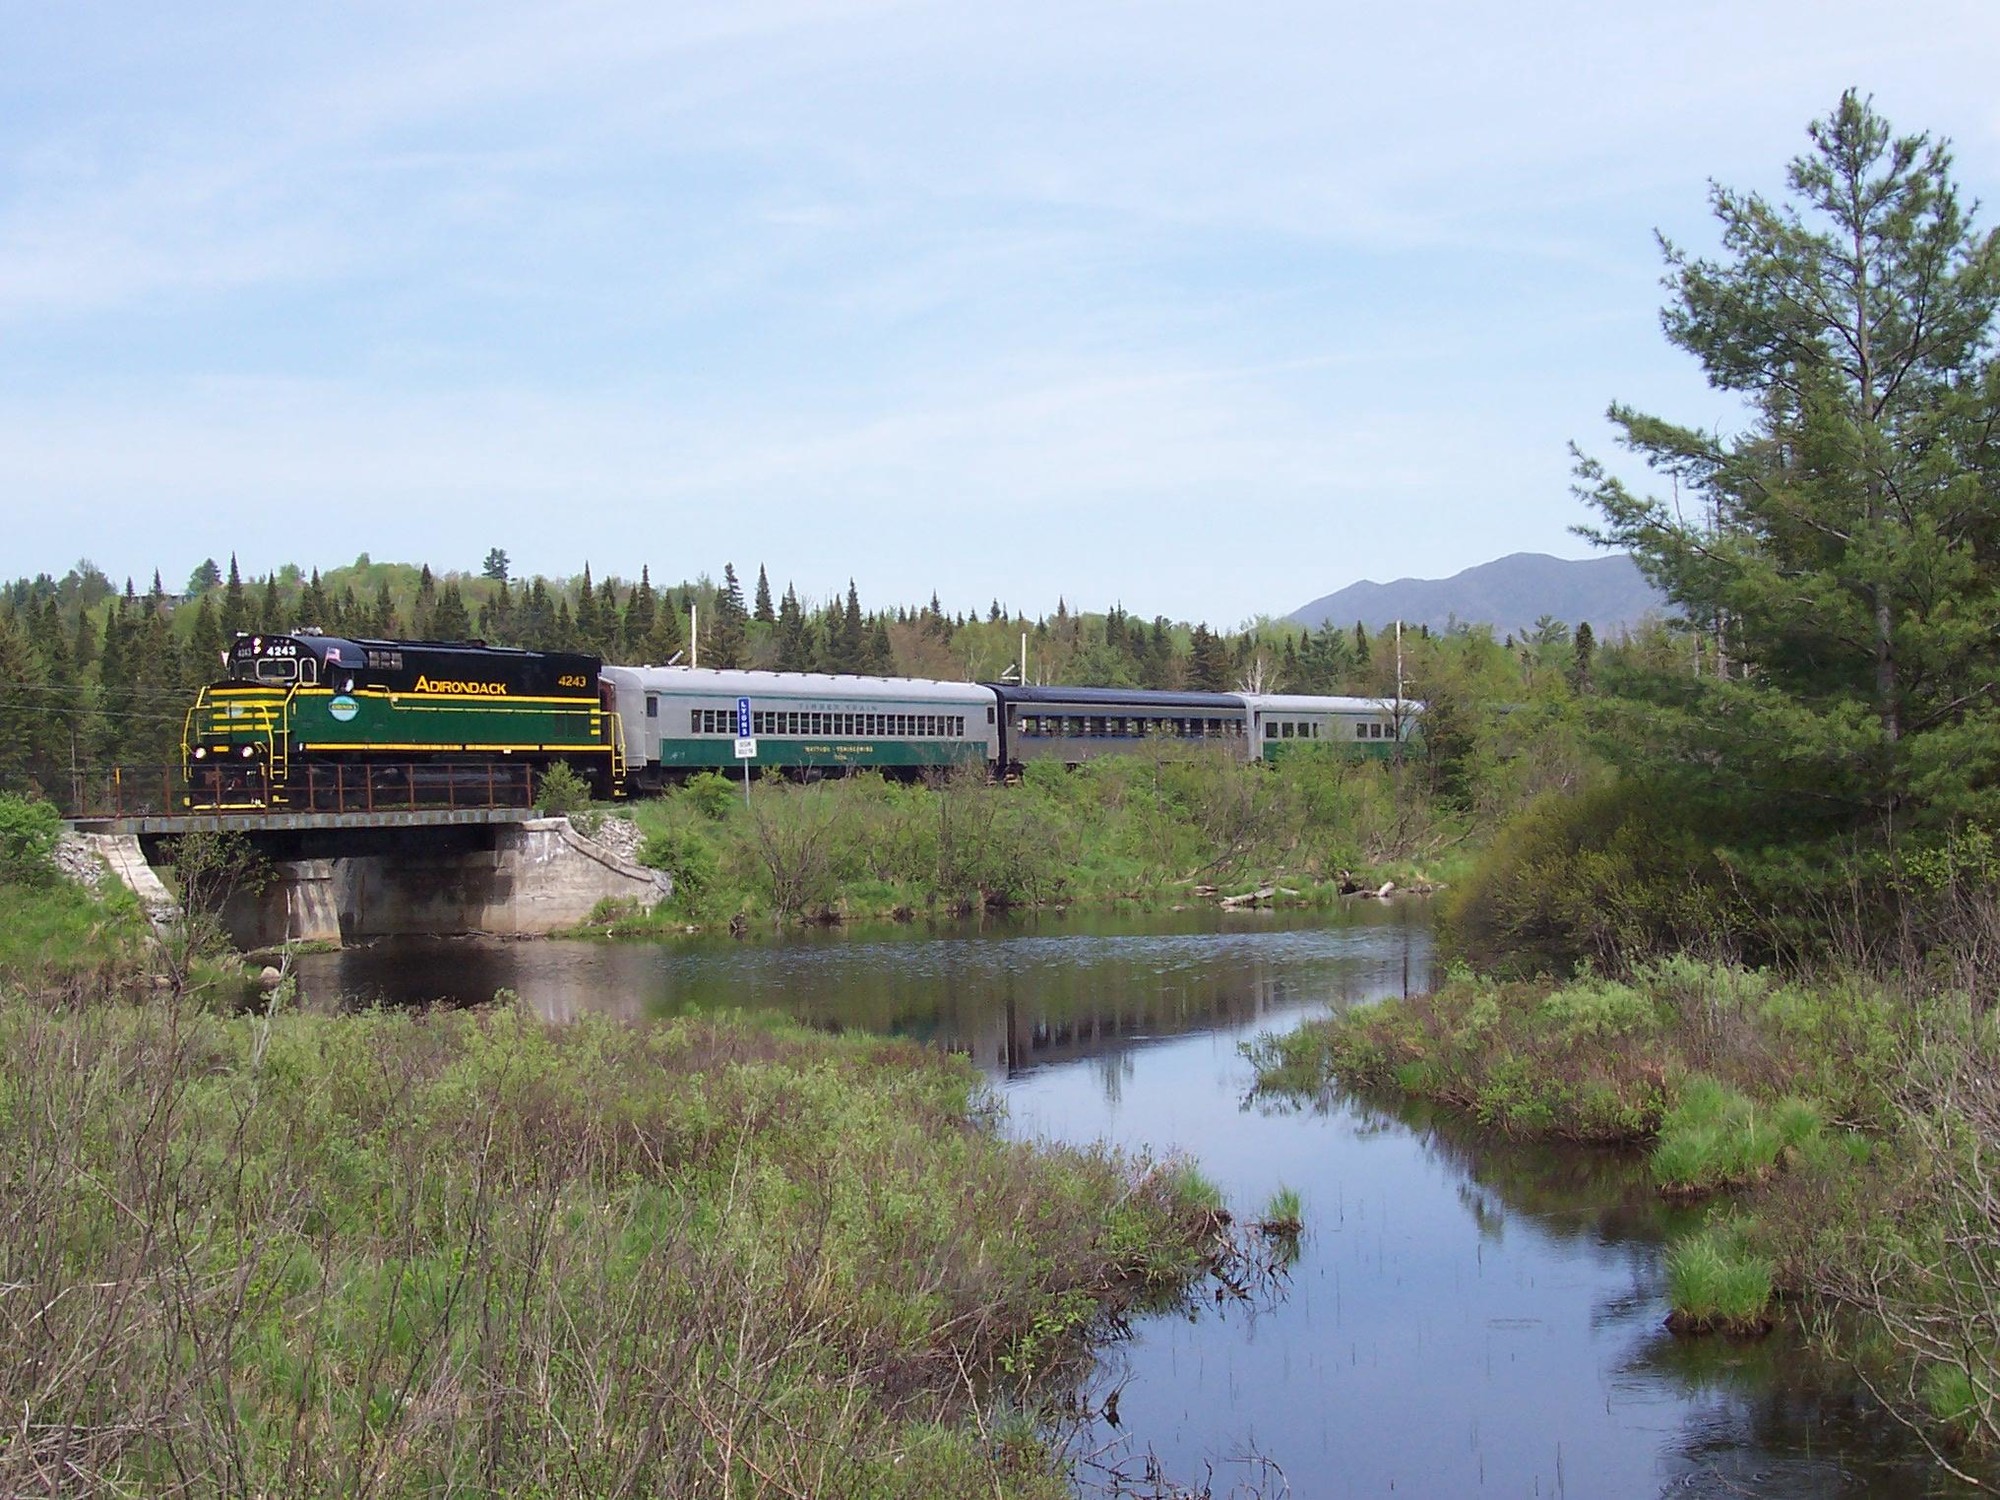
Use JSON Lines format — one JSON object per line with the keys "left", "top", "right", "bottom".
{"left": 182, "top": 632, "right": 1417, "bottom": 810}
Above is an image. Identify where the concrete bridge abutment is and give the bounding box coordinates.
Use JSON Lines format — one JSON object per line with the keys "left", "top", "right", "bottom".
{"left": 81, "top": 813, "right": 670, "bottom": 951}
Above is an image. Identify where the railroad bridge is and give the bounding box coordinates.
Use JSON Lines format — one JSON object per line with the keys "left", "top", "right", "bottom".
{"left": 67, "top": 801, "right": 670, "bottom": 950}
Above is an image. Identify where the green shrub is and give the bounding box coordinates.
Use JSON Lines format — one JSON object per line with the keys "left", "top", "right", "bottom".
{"left": 0, "top": 793, "right": 61, "bottom": 887}
{"left": 637, "top": 820, "right": 725, "bottom": 918}
{"left": 1444, "top": 780, "right": 1739, "bottom": 975}
{"left": 1537, "top": 972, "right": 1660, "bottom": 1042}
{"left": 682, "top": 771, "right": 740, "bottom": 820}
{"left": 534, "top": 760, "right": 594, "bottom": 817}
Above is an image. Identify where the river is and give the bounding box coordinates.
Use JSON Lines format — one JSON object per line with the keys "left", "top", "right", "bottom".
{"left": 292, "top": 905, "right": 1974, "bottom": 1498}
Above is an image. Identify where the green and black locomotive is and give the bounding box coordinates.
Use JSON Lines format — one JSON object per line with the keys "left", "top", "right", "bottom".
{"left": 183, "top": 632, "right": 624, "bottom": 810}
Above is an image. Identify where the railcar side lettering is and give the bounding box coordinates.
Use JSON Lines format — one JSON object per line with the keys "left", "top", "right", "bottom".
{"left": 414, "top": 676, "right": 510, "bottom": 696}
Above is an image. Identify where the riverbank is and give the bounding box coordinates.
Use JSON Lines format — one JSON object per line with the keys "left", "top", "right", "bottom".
{"left": 1250, "top": 960, "right": 2000, "bottom": 1457}
{"left": 0, "top": 990, "right": 1231, "bottom": 1497}
{"left": 0, "top": 865, "right": 1234, "bottom": 1498}
{"left": 594, "top": 752, "right": 1462, "bottom": 936}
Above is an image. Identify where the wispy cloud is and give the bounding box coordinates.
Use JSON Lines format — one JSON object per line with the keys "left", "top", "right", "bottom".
{"left": 3, "top": 0, "right": 1998, "bottom": 616}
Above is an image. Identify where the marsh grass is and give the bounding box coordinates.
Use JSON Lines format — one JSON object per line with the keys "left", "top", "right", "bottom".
{"left": 617, "top": 749, "right": 1458, "bottom": 931}
{"left": 0, "top": 995, "right": 1229, "bottom": 1498}
{"left": 1665, "top": 1221, "right": 1775, "bottom": 1334}
{"left": 1250, "top": 959, "right": 1889, "bottom": 1155}
{"left": 1651, "top": 1078, "right": 1826, "bottom": 1195}
{"left": 1256, "top": 1186, "right": 1303, "bottom": 1237}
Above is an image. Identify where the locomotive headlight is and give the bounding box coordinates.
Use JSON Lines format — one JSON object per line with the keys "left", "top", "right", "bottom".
{"left": 192, "top": 747, "right": 207, "bottom": 759}
{"left": 242, "top": 745, "right": 256, "bottom": 758}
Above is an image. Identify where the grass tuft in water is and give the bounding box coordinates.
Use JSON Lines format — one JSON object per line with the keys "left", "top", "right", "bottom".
{"left": 1665, "top": 1220, "right": 1774, "bottom": 1335}
{"left": 1256, "top": 1185, "right": 1303, "bottom": 1237}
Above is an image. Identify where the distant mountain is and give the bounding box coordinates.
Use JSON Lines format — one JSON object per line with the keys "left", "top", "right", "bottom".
{"left": 1288, "top": 552, "right": 1665, "bottom": 638}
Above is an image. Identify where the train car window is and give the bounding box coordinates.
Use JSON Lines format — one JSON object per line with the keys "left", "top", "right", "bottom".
{"left": 986, "top": 706, "right": 995, "bottom": 724}
{"left": 299, "top": 659, "right": 317, "bottom": 685}
{"left": 255, "top": 658, "right": 298, "bottom": 683}
{"left": 1264, "top": 721, "right": 1278, "bottom": 740}
{"left": 1354, "top": 723, "right": 1367, "bottom": 739}
{"left": 926, "top": 715, "right": 938, "bottom": 736}
{"left": 646, "top": 696, "right": 658, "bottom": 720}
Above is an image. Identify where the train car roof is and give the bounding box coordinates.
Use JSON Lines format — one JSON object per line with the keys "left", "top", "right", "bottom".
{"left": 1236, "top": 693, "right": 1423, "bottom": 714}
{"left": 234, "top": 632, "right": 598, "bottom": 666}
{"left": 602, "top": 666, "right": 994, "bottom": 702}
{"left": 985, "top": 684, "right": 1245, "bottom": 712}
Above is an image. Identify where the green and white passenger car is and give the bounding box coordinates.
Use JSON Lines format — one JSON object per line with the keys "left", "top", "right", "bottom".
{"left": 601, "top": 666, "right": 1000, "bottom": 789}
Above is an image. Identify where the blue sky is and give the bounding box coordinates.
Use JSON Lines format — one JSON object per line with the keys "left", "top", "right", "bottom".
{"left": 6, "top": 1, "right": 1999, "bottom": 623}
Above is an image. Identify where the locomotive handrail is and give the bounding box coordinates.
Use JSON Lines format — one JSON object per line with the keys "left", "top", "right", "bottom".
{"left": 62, "top": 762, "right": 539, "bottom": 819}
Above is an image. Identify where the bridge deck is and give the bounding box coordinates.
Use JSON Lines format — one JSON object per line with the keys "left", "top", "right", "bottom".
{"left": 67, "top": 808, "right": 544, "bottom": 836}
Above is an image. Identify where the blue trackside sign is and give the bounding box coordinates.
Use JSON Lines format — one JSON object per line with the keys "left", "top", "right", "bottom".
{"left": 736, "top": 697, "right": 752, "bottom": 738}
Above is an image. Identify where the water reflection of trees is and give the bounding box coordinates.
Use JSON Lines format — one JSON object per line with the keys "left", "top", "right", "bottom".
{"left": 1326, "top": 1089, "right": 1681, "bottom": 1249}
{"left": 640, "top": 920, "right": 1427, "bottom": 1084}
{"left": 1317, "top": 1088, "right": 1989, "bottom": 1496}
{"left": 1632, "top": 1321, "right": 1987, "bottom": 1498}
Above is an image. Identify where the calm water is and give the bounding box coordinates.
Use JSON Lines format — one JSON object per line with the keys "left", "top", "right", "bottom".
{"left": 292, "top": 908, "right": 1975, "bottom": 1498}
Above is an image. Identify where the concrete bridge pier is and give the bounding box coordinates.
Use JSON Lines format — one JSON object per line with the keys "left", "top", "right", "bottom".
{"left": 222, "top": 860, "right": 341, "bottom": 950}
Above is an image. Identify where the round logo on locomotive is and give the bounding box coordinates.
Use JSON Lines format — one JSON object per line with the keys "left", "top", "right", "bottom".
{"left": 328, "top": 696, "right": 360, "bottom": 723}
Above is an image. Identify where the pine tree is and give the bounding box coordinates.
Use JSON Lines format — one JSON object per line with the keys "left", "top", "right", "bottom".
{"left": 300, "top": 569, "right": 330, "bottom": 631}
{"left": 643, "top": 591, "right": 685, "bottom": 665}
{"left": 372, "top": 581, "right": 399, "bottom": 637}
{"left": 574, "top": 564, "right": 600, "bottom": 651}
{"left": 431, "top": 582, "right": 472, "bottom": 641}
{"left": 753, "top": 565, "right": 774, "bottom": 624}
{"left": 259, "top": 576, "right": 284, "bottom": 634}
{"left": 95, "top": 600, "right": 131, "bottom": 764}
{"left": 775, "top": 585, "right": 812, "bottom": 671}
{"left": 1580, "top": 93, "right": 2000, "bottom": 854}
{"left": 620, "top": 568, "right": 655, "bottom": 661}
{"left": 832, "top": 582, "right": 866, "bottom": 673}
{"left": 413, "top": 564, "right": 437, "bottom": 638}
{"left": 0, "top": 610, "right": 51, "bottom": 794}
{"left": 479, "top": 578, "right": 514, "bottom": 643}
{"left": 596, "top": 576, "right": 619, "bottom": 656}
{"left": 185, "top": 596, "right": 223, "bottom": 680}
{"left": 709, "top": 564, "right": 748, "bottom": 668}
{"left": 1187, "top": 624, "right": 1230, "bottom": 692}
{"left": 1570, "top": 621, "right": 1596, "bottom": 694}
